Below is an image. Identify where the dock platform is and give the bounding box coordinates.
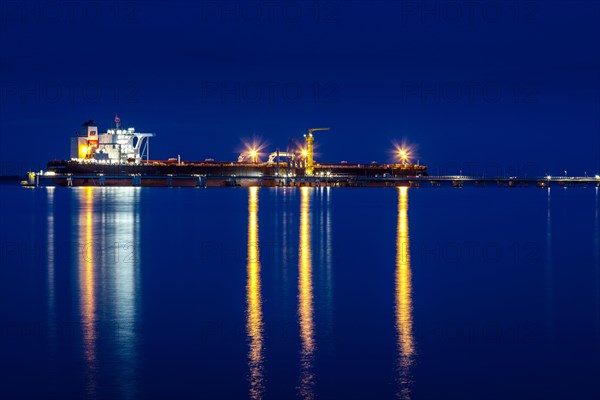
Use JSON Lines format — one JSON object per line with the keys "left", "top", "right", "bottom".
{"left": 23, "top": 172, "right": 600, "bottom": 188}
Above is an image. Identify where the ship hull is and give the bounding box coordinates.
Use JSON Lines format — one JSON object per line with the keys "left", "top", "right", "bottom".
{"left": 44, "top": 160, "right": 427, "bottom": 187}
{"left": 47, "top": 160, "right": 427, "bottom": 176}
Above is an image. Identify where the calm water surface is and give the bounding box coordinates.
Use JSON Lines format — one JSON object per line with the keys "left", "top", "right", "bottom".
{"left": 0, "top": 185, "right": 599, "bottom": 399}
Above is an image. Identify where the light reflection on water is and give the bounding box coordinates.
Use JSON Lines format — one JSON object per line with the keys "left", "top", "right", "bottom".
{"left": 106, "top": 187, "right": 140, "bottom": 400}
{"left": 76, "top": 187, "right": 97, "bottom": 397}
{"left": 395, "top": 187, "right": 415, "bottom": 399}
{"left": 16, "top": 185, "right": 595, "bottom": 399}
{"left": 298, "top": 187, "right": 315, "bottom": 399}
{"left": 46, "top": 188, "right": 56, "bottom": 341}
{"left": 72, "top": 187, "right": 140, "bottom": 399}
{"left": 245, "top": 186, "right": 330, "bottom": 399}
{"left": 246, "top": 187, "right": 265, "bottom": 399}
{"left": 318, "top": 187, "right": 334, "bottom": 341}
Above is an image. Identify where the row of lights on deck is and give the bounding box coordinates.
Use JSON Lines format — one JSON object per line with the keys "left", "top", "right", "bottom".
{"left": 243, "top": 145, "right": 411, "bottom": 164}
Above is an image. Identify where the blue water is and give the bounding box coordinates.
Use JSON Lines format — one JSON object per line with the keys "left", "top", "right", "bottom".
{"left": 0, "top": 185, "right": 599, "bottom": 399}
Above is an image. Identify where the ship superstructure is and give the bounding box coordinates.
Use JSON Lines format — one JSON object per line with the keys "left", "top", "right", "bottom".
{"left": 70, "top": 115, "right": 155, "bottom": 164}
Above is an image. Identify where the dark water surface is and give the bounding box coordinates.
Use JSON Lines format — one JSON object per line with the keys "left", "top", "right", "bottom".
{"left": 1, "top": 185, "right": 599, "bottom": 399}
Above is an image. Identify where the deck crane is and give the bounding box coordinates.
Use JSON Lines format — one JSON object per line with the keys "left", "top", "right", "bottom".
{"left": 304, "top": 128, "right": 330, "bottom": 176}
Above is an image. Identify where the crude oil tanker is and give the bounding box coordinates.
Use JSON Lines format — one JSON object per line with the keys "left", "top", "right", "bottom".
{"left": 32, "top": 116, "right": 427, "bottom": 187}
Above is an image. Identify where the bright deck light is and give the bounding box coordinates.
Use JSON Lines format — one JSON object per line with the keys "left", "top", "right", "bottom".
{"left": 398, "top": 149, "right": 409, "bottom": 163}
{"left": 240, "top": 138, "right": 266, "bottom": 162}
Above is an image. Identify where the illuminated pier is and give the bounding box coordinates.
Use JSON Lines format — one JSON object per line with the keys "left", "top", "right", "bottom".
{"left": 27, "top": 172, "right": 600, "bottom": 188}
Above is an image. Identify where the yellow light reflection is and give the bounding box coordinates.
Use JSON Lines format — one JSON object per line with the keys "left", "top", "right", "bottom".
{"left": 246, "top": 187, "right": 264, "bottom": 399}
{"left": 299, "top": 187, "right": 315, "bottom": 399}
{"left": 78, "top": 187, "right": 97, "bottom": 396}
{"left": 396, "top": 187, "right": 414, "bottom": 399}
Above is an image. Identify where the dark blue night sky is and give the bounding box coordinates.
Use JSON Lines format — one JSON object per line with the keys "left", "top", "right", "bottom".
{"left": 1, "top": 0, "right": 599, "bottom": 176}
